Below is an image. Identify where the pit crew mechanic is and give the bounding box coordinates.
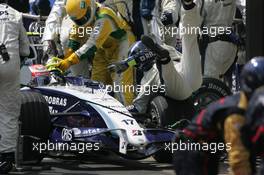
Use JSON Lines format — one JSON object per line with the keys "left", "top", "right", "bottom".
{"left": 50, "top": 0, "right": 136, "bottom": 106}
{"left": 174, "top": 57, "right": 264, "bottom": 175}
{"left": 197, "top": 0, "right": 243, "bottom": 80}
{"left": 42, "top": 0, "right": 116, "bottom": 78}
{"left": 0, "top": 1, "right": 30, "bottom": 173}
{"left": 113, "top": 0, "right": 202, "bottom": 114}
{"left": 112, "top": 0, "right": 181, "bottom": 47}
{"left": 42, "top": 0, "right": 117, "bottom": 52}
{"left": 242, "top": 86, "right": 264, "bottom": 175}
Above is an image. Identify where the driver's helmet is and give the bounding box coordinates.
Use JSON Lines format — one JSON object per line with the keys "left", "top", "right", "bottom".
{"left": 28, "top": 65, "right": 51, "bottom": 86}
{"left": 241, "top": 56, "right": 264, "bottom": 97}
{"left": 128, "top": 41, "right": 156, "bottom": 72}
{"left": 65, "top": 0, "right": 96, "bottom": 26}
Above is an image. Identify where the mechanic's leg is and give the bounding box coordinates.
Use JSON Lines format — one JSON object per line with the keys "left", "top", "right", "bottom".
{"left": 70, "top": 59, "right": 91, "bottom": 78}
{"left": 117, "top": 31, "right": 136, "bottom": 105}
{"left": 0, "top": 55, "right": 20, "bottom": 173}
{"left": 91, "top": 49, "right": 112, "bottom": 85}
{"left": 132, "top": 66, "right": 161, "bottom": 113}
{"left": 161, "top": 3, "right": 202, "bottom": 100}
{"left": 204, "top": 41, "right": 237, "bottom": 79}
{"left": 224, "top": 115, "right": 252, "bottom": 175}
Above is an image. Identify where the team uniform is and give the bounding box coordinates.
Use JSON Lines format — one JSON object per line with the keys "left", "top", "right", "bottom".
{"left": 0, "top": 2, "right": 30, "bottom": 156}
{"left": 174, "top": 57, "right": 264, "bottom": 175}
{"left": 42, "top": 0, "right": 90, "bottom": 77}
{"left": 57, "top": 1, "right": 136, "bottom": 105}
{"left": 242, "top": 87, "right": 264, "bottom": 174}
{"left": 133, "top": 3, "right": 202, "bottom": 113}
{"left": 197, "top": 0, "right": 238, "bottom": 79}
{"left": 42, "top": 0, "right": 115, "bottom": 78}
{"left": 174, "top": 92, "right": 251, "bottom": 175}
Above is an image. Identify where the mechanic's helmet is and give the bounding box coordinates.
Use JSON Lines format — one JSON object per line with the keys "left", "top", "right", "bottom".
{"left": 128, "top": 41, "right": 156, "bottom": 72}
{"left": 65, "top": 0, "right": 96, "bottom": 26}
{"left": 241, "top": 56, "right": 264, "bottom": 98}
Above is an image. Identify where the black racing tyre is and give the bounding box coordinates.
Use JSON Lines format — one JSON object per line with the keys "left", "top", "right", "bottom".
{"left": 148, "top": 96, "right": 170, "bottom": 127}
{"left": 147, "top": 95, "right": 194, "bottom": 128}
{"left": 192, "top": 77, "right": 232, "bottom": 113}
{"left": 148, "top": 96, "right": 173, "bottom": 163}
{"left": 19, "top": 91, "right": 51, "bottom": 163}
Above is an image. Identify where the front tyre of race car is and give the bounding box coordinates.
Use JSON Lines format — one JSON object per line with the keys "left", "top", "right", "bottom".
{"left": 148, "top": 96, "right": 173, "bottom": 163}
{"left": 19, "top": 91, "right": 51, "bottom": 164}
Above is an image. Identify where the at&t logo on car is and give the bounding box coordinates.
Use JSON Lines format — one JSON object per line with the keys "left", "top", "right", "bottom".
{"left": 72, "top": 128, "right": 105, "bottom": 137}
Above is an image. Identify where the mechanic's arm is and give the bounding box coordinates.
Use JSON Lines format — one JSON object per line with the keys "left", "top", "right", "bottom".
{"left": 57, "top": 18, "right": 114, "bottom": 71}
{"left": 224, "top": 114, "right": 252, "bottom": 175}
{"left": 132, "top": 66, "right": 161, "bottom": 113}
{"left": 19, "top": 16, "right": 30, "bottom": 57}
{"left": 42, "top": 0, "right": 66, "bottom": 42}
{"left": 64, "top": 24, "right": 85, "bottom": 57}
{"left": 160, "top": 0, "right": 181, "bottom": 26}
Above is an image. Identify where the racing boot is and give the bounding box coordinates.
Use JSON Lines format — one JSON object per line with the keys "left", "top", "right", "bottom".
{"left": 141, "top": 36, "right": 171, "bottom": 65}
{"left": 0, "top": 152, "right": 15, "bottom": 174}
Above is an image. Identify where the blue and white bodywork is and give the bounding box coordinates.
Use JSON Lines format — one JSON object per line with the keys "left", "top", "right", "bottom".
{"left": 21, "top": 65, "right": 175, "bottom": 159}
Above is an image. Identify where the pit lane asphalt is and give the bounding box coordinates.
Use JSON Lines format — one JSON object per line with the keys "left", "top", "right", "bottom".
{"left": 9, "top": 153, "right": 229, "bottom": 175}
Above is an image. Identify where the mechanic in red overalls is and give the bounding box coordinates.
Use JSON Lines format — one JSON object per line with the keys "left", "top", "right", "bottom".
{"left": 174, "top": 57, "right": 264, "bottom": 175}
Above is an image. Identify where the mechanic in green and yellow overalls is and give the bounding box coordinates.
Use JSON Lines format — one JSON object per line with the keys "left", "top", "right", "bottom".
{"left": 54, "top": 0, "right": 136, "bottom": 105}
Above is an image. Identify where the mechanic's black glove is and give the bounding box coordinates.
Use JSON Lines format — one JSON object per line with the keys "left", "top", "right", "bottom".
{"left": 141, "top": 36, "right": 171, "bottom": 65}
{"left": 161, "top": 11, "right": 174, "bottom": 26}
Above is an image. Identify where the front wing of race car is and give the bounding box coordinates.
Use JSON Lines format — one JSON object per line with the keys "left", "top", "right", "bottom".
{"left": 49, "top": 126, "right": 175, "bottom": 160}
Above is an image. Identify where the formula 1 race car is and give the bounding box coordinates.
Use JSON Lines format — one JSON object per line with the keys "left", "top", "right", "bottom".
{"left": 18, "top": 64, "right": 176, "bottom": 165}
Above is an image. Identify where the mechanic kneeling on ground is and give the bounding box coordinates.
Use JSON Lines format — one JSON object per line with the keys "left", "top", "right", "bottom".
{"left": 112, "top": 0, "right": 203, "bottom": 114}
{"left": 242, "top": 86, "right": 264, "bottom": 175}
{"left": 0, "top": 1, "right": 30, "bottom": 174}
{"left": 174, "top": 57, "right": 264, "bottom": 175}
